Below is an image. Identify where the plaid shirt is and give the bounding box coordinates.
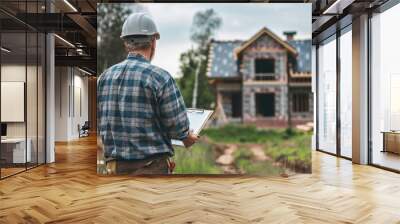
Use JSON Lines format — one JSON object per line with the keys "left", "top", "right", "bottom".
{"left": 97, "top": 53, "right": 189, "bottom": 160}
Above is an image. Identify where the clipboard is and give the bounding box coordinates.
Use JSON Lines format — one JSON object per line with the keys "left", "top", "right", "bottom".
{"left": 171, "top": 108, "right": 214, "bottom": 146}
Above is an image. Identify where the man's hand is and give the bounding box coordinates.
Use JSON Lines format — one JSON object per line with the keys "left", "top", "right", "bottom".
{"left": 182, "top": 132, "right": 199, "bottom": 148}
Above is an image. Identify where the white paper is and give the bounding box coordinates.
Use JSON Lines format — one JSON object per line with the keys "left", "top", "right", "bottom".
{"left": 171, "top": 109, "right": 213, "bottom": 146}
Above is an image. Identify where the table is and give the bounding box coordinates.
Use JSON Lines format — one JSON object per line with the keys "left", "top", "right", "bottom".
{"left": 381, "top": 131, "right": 400, "bottom": 154}
{"left": 1, "top": 138, "right": 32, "bottom": 164}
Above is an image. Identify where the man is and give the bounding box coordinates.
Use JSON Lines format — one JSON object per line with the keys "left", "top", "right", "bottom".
{"left": 98, "top": 13, "right": 199, "bottom": 175}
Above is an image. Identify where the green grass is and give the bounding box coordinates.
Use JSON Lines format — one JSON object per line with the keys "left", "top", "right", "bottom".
{"left": 203, "top": 124, "right": 300, "bottom": 144}
{"left": 233, "top": 147, "right": 283, "bottom": 176}
{"left": 204, "top": 124, "right": 312, "bottom": 172}
{"left": 173, "top": 142, "right": 222, "bottom": 174}
{"left": 265, "top": 133, "right": 311, "bottom": 163}
{"left": 172, "top": 124, "right": 312, "bottom": 174}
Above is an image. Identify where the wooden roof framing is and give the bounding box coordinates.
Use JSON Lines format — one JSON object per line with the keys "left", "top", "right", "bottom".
{"left": 234, "top": 27, "right": 298, "bottom": 56}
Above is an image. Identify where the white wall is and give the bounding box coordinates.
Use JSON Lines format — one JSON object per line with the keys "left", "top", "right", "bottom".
{"left": 55, "top": 67, "right": 69, "bottom": 141}
{"left": 1, "top": 63, "right": 46, "bottom": 164}
{"left": 1, "top": 65, "right": 37, "bottom": 137}
{"left": 71, "top": 72, "right": 89, "bottom": 138}
{"left": 54, "top": 67, "right": 89, "bottom": 141}
{"left": 1, "top": 65, "right": 26, "bottom": 141}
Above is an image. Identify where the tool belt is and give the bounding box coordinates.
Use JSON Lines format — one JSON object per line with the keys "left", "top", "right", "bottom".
{"left": 105, "top": 153, "right": 175, "bottom": 175}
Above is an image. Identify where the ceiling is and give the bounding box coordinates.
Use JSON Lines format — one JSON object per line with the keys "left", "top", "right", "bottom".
{"left": 311, "top": 0, "right": 390, "bottom": 43}
{"left": 0, "top": 0, "right": 97, "bottom": 75}
{"left": 1, "top": 0, "right": 394, "bottom": 74}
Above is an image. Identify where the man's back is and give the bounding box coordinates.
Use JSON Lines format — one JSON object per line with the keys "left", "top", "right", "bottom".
{"left": 98, "top": 53, "right": 189, "bottom": 160}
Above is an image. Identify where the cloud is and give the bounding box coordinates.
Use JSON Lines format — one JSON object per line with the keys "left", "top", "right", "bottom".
{"left": 152, "top": 40, "right": 192, "bottom": 78}
{"left": 124, "top": 3, "right": 311, "bottom": 78}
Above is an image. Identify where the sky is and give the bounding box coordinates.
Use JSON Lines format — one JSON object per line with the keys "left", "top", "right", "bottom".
{"left": 127, "top": 3, "right": 311, "bottom": 78}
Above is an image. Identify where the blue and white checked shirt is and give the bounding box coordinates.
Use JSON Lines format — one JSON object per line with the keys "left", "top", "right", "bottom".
{"left": 97, "top": 53, "right": 190, "bottom": 160}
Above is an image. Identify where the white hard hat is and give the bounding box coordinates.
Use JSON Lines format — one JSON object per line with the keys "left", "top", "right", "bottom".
{"left": 120, "top": 13, "right": 160, "bottom": 40}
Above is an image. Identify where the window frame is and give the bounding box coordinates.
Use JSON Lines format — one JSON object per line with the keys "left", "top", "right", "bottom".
{"left": 254, "top": 58, "right": 276, "bottom": 81}
{"left": 315, "top": 22, "right": 353, "bottom": 160}
{"left": 0, "top": 1, "right": 48, "bottom": 180}
{"left": 292, "top": 91, "right": 310, "bottom": 113}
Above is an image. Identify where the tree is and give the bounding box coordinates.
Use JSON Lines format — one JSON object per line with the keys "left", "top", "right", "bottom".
{"left": 190, "top": 9, "right": 222, "bottom": 53}
{"left": 178, "top": 9, "right": 222, "bottom": 109}
{"left": 97, "top": 4, "right": 131, "bottom": 75}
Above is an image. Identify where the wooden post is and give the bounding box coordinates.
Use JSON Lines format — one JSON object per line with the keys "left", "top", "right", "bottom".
{"left": 287, "top": 63, "right": 292, "bottom": 129}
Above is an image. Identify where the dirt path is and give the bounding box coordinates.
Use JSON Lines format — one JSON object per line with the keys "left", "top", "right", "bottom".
{"left": 248, "top": 144, "right": 271, "bottom": 161}
{"left": 215, "top": 144, "right": 238, "bottom": 174}
{"left": 215, "top": 143, "right": 277, "bottom": 174}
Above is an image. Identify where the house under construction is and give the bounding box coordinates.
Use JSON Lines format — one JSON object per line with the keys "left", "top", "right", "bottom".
{"left": 207, "top": 27, "right": 313, "bottom": 127}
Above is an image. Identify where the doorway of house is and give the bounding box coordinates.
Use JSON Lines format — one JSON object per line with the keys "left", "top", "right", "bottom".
{"left": 256, "top": 93, "right": 275, "bottom": 117}
{"left": 231, "top": 92, "right": 242, "bottom": 118}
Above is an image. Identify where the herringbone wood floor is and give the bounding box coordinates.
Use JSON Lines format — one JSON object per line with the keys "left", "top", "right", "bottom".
{"left": 1, "top": 136, "right": 400, "bottom": 224}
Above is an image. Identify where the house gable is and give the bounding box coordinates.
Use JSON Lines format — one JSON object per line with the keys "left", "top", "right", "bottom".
{"left": 239, "top": 34, "right": 289, "bottom": 82}
{"left": 235, "top": 27, "right": 297, "bottom": 57}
